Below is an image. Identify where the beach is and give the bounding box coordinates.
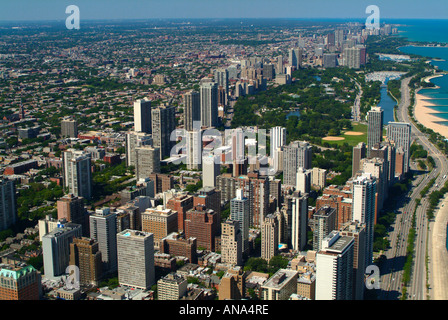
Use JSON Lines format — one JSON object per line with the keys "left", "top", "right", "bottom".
{"left": 414, "top": 75, "right": 448, "bottom": 139}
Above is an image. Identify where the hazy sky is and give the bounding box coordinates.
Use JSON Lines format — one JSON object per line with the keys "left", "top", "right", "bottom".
{"left": 1, "top": 0, "right": 447, "bottom": 21}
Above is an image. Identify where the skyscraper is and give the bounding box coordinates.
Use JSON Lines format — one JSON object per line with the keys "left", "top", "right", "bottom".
{"left": 63, "top": 149, "right": 92, "bottom": 200}
{"left": 214, "top": 68, "right": 229, "bottom": 102}
{"left": 313, "top": 206, "right": 337, "bottom": 252}
{"left": 61, "top": 117, "right": 78, "bottom": 138}
{"left": 0, "top": 264, "right": 40, "bottom": 300}
{"left": 291, "top": 192, "right": 308, "bottom": 252}
{"left": 135, "top": 145, "right": 161, "bottom": 180}
{"left": 117, "top": 230, "right": 155, "bottom": 290}
{"left": 263, "top": 63, "right": 275, "bottom": 81}
{"left": 69, "top": 237, "right": 102, "bottom": 286}
{"left": 386, "top": 122, "right": 411, "bottom": 174}
{"left": 221, "top": 219, "right": 243, "bottom": 266}
{"left": 352, "top": 173, "right": 377, "bottom": 267}
{"left": 230, "top": 189, "right": 250, "bottom": 255}
{"left": 185, "top": 205, "right": 218, "bottom": 252}
{"left": 42, "top": 222, "right": 82, "bottom": 279}
{"left": 276, "top": 55, "right": 284, "bottom": 74}
{"left": 367, "top": 106, "right": 384, "bottom": 156}
{"left": 134, "top": 99, "right": 152, "bottom": 134}
{"left": 152, "top": 104, "right": 176, "bottom": 160}
{"left": 200, "top": 80, "right": 218, "bottom": 128}
{"left": 125, "top": 131, "right": 153, "bottom": 167}
{"left": 141, "top": 206, "right": 178, "bottom": 249}
{"left": 340, "top": 221, "right": 367, "bottom": 300}
{"left": 352, "top": 142, "right": 367, "bottom": 176}
{"left": 261, "top": 213, "right": 279, "bottom": 262}
{"left": 296, "top": 167, "right": 311, "bottom": 194}
{"left": 315, "top": 231, "right": 354, "bottom": 300}
{"left": 283, "top": 141, "right": 312, "bottom": 187}
{"left": 202, "top": 153, "right": 220, "bottom": 188}
{"left": 183, "top": 90, "right": 201, "bottom": 132}
{"left": 89, "top": 207, "right": 118, "bottom": 274}
{"left": 270, "top": 126, "right": 286, "bottom": 173}
{"left": 57, "top": 194, "right": 88, "bottom": 236}
{"left": 288, "top": 48, "right": 302, "bottom": 69}
{"left": 186, "top": 129, "right": 203, "bottom": 170}
{"left": 343, "top": 46, "right": 366, "bottom": 69}
{"left": 0, "top": 178, "right": 17, "bottom": 232}
{"left": 323, "top": 53, "right": 338, "bottom": 68}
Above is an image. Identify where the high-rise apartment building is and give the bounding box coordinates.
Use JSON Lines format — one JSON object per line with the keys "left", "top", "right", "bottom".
{"left": 57, "top": 193, "right": 87, "bottom": 236}
{"left": 0, "top": 264, "right": 40, "bottom": 300}
{"left": 340, "top": 221, "right": 367, "bottom": 300}
{"left": 166, "top": 194, "right": 194, "bottom": 233}
{"left": 263, "top": 63, "right": 275, "bottom": 80}
{"left": 133, "top": 99, "right": 152, "bottom": 134}
{"left": 313, "top": 206, "right": 337, "bottom": 252}
{"left": 183, "top": 90, "right": 201, "bottom": 132}
{"left": 202, "top": 153, "right": 220, "bottom": 188}
{"left": 367, "top": 106, "right": 384, "bottom": 156}
{"left": 221, "top": 219, "right": 243, "bottom": 266}
{"left": 69, "top": 237, "right": 102, "bottom": 286}
{"left": 291, "top": 192, "right": 308, "bottom": 252}
{"left": 117, "top": 230, "right": 155, "bottom": 290}
{"left": 311, "top": 167, "right": 327, "bottom": 190}
{"left": 157, "top": 273, "right": 188, "bottom": 300}
{"left": 61, "top": 117, "right": 78, "bottom": 138}
{"left": 42, "top": 222, "right": 82, "bottom": 279}
{"left": 352, "top": 173, "right": 377, "bottom": 267}
{"left": 214, "top": 68, "right": 229, "bottom": 98}
{"left": 141, "top": 205, "right": 178, "bottom": 249}
{"left": 89, "top": 207, "right": 118, "bottom": 274}
{"left": 288, "top": 48, "right": 302, "bottom": 69}
{"left": 186, "top": 129, "right": 203, "bottom": 170}
{"left": 200, "top": 80, "right": 218, "bottom": 128}
{"left": 125, "top": 131, "right": 153, "bottom": 167}
{"left": 283, "top": 141, "right": 312, "bottom": 187}
{"left": 135, "top": 145, "right": 160, "bottom": 180}
{"left": 352, "top": 142, "right": 367, "bottom": 176}
{"left": 63, "top": 149, "right": 92, "bottom": 200}
{"left": 270, "top": 126, "right": 286, "bottom": 173}
{"left": 386, "top": 122, "right": 411, "bottom": 174}
{"left": 323, "top": 53, "right": 338, "bottom": 68}
{"left": 315, "top": 231, "right": 354, "bottom": 300}
{"left": 184, "top": 205, "right": 219, "bottom": 251}
{"left": 261, "top": 269, "right": 299, "bottom": 300}
{"left": 219, "top": 266, "right": 246, "bottom": 300}
{"left": 160, "top": 232, "right": 197, "bottom": 264}
{"left": 0, "top": 178, "right": 17, "bottom": 232}
{"left": 261, "top": 214, "right": 279, "bottom": 262}
{"left": 230, "top": 189, "right": 250, "bottom": 255}
{"left": 152, "top": 104, "right": 176, "bottom": 160}
{"left": 343, "top": 46, "right": 366, "bottom": 69}
{"left": 296, "top": 167, "right": 311, "bottom": 194}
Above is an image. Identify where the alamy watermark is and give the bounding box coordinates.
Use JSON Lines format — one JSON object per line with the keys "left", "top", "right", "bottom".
{"left": 66, "top": 5, "right": 80, "bottom": 30}
{"left": 365, "top": 5, "right": 380, "bottom": 31}
{"left": 65, "top": 265, "right": 80, "bottom": 290}
{"left": 365, "top": 264, "right": 381, "bottom": 289}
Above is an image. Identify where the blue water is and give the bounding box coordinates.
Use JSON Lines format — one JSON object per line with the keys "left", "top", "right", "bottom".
{"left": 397, "top": 21, "right": 448, "bottom": 126}
{"left": 391, "top": 19, "right": 448, "bottom": 44}
{"left": 379, "top": 81, "right": 397, "bottom": 124}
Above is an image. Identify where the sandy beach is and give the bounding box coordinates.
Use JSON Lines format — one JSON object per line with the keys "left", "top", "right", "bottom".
{"left": 415, "top": 87, "right": 448, "bottom": 139}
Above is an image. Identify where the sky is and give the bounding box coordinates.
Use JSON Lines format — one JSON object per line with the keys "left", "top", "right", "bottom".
{"left": 0, "top": 0, "right": 447, "bottom": 21}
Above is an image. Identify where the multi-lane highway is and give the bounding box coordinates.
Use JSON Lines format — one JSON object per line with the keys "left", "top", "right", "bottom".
{"left": 379, "top": 77, "right": 448, "bottom": 300}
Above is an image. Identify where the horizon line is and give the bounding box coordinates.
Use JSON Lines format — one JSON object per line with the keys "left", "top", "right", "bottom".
{"left": 0, "top": 17, "right": 447, "bottom": 23}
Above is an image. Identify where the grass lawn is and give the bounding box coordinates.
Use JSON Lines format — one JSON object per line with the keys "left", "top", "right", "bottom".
{"left": 322, "top": 122, "right": 368, "bottom": 147}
